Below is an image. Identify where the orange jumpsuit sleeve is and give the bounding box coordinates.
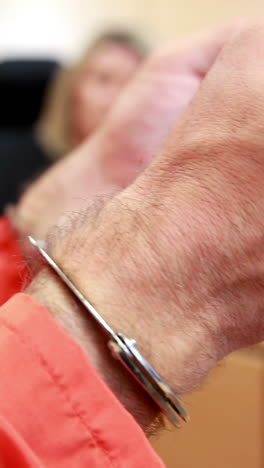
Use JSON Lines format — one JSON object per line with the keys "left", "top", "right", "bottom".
{"left": 0, "top": 216, "right": 29, "bottom": 305}
{"left": 0, "top": 293, "right": 165, "bottom": 467}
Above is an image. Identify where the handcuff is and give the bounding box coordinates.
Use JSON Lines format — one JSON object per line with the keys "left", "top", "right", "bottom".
{"left": 28, "top": 235, "right": 189, "bottom": 427}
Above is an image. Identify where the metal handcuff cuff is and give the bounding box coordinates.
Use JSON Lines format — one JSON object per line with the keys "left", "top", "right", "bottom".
{"left": 29, "top": 235, "right": 189, "bottom": 427}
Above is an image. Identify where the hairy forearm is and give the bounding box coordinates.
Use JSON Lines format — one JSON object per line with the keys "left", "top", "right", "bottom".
{"left": 28, "top": 192, "right": 224, "bottom": 422}
{"left": 26, "top": 198, "right": 217, "bottom": 432}
{"left": 28, "top": 267, "right": 160, "bottom": 431}
{"left": 26, "top": 130, "right": 264, "bottom": 431}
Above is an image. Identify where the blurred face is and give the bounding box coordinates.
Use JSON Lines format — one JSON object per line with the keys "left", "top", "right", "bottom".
{"left": 70, "top": 42, "right": 142, "bottom": 145}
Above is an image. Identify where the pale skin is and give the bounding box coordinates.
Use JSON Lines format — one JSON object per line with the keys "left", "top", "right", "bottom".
{"left": 20, "top": 19, "right": 264, "bottom": 431}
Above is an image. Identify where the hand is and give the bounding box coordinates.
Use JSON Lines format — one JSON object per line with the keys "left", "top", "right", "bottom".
{"left": 12, "top": 20, "right": 244, "bottom": 239}
{"left": 29, "top": 19, "right": 264, "bottom": 431}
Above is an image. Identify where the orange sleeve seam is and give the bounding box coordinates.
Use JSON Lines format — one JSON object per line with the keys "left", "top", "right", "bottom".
{"left": 0, "top": 316, "right": 118, "bottom": 468}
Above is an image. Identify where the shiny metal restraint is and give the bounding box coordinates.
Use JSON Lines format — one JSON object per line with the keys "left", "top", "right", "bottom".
{"left": 29, "top": 235, "right": 189, "bottom": 427}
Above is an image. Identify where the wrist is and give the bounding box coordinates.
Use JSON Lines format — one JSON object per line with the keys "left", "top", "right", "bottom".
{"left": 47, "top": 198, "right": 221, "bottom": 395}
{"left": 27, "top": 267, "right": 160, "bottom": 431}
{"left": 12, "top": 133, "right": 118, "bottom": 239}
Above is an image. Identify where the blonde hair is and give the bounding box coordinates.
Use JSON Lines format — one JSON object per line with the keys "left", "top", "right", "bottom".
{"left": 36, "top": 30, "right": 148, "bottom": 160}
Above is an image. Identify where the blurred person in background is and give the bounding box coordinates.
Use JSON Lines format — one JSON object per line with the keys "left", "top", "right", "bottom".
{"left": 36, "top": 29, "right": 147, "bottom": 158}
{"left": 0, "top": 30, "right": 147, "bottom": 213}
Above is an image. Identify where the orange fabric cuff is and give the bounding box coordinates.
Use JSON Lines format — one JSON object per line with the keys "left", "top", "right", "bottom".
{"left": 0, "top": 216, "right": 29, "bottom": 305}
{"left": 0, "top": 293, "right": 164, "bottom": 467}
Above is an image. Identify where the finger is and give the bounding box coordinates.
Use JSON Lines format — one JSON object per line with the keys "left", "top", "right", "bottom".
{"left": 147, "top": 17, "right": 247, "bottom": 75}
{"left": 99, "top": 18, "right": 248, "bottom": 186}
{"left": 143, "top": 18, "right": 264, "bottom": 176}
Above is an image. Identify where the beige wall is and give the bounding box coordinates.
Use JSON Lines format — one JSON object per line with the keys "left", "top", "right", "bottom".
{"left": 0, "top": 0, "right": 263, "bottom": 60}
{"left": 152, "top": 347, "right": 264, "bottom": 468}
{"left": 94, "top": 0, "right": 264, "bottom": 43}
